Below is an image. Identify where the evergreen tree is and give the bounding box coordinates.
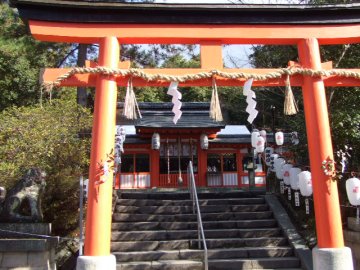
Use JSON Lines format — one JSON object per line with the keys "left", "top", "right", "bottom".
{"left": 0, "top": 3, "right": 74, "bottom": 110}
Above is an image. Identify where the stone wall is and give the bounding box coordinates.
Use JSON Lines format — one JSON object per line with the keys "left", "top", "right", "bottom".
{"left": 0, "top": 224, "right": 57, "bottom": 270}
{"left": 344, "top": 217, "right": 360, "bottom": 270}
{"left": 0, "top": 239, "right": 57, "bottom": 270}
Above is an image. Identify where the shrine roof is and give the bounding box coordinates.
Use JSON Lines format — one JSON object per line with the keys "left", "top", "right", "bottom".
{"left": 117, "top": 102, "right": 225, "bottom": 130}
{"left": 10, "top": 1, "right": 360, "bottom": 25}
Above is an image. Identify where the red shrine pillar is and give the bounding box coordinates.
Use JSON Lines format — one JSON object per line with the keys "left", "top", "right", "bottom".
{"left": 77, "top": 37, "right": 119, "bottom": 270}
{"left": 298, "top": 38, "right": 352, "bottom": 270}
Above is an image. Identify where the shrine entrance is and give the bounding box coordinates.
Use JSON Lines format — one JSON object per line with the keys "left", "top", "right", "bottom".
{"left": 12, "top": 2, "right": 360, "bottom": 270}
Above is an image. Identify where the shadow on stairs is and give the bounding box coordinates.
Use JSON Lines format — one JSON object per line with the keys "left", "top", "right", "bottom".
{"left": 112, "top": 190, "right": 313, "bottom": 270}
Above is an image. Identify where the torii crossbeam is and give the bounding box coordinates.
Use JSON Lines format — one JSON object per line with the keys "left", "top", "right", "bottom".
{"left": 12, "top": 2, "right": 360, "bottom": 270}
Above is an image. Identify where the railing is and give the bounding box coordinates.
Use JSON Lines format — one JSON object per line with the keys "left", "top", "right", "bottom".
{"left": 187, "top": 161, "right": 208, "bottom": 270}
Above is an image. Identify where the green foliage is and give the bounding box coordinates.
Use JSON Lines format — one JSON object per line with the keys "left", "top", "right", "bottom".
{"left": 330, "top": 87, "right": 360, "bottom": 172}
{"left": 0, "top": 92, "right": 92, "bottom": 234}
{"left": 249, "top": 42, "right": 360, "bottom": 230}
{"left": 249, "top": 43, "right": 360, "bottom": 172}
{"left": 118, "top": 46, "right": 211, "bottom": 103}
{"left": 0, "top": 3, "right": 72, "bottom": 110}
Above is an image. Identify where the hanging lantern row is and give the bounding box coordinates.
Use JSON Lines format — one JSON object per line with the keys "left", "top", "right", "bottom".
{"left": 268, "top": 152, "right": 313, "bottom": 214}
{"left": 151, "top": 133, "right": 209, "bottom": 150}
{"left": 251, "top": 130, "right": 286, "bottom": 149}
{"left": 272, "top": 156, "right": 312, "bottom": 197}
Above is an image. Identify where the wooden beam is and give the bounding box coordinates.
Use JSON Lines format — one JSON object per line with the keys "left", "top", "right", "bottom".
{"left": 29, "top": 20, "right": 360, "bottom": 45}
{"left": 200, "top": 42, "right": 223, "bottom": 69}
{"left": 42, "top": 67, "right": 360, "bottom": 88}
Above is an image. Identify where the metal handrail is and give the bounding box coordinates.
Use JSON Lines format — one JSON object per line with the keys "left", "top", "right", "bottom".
{"left": 187, "top": 161, "right": 208, "bottom": 270}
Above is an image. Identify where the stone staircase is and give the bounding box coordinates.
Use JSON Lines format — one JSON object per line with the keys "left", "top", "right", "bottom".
{"left": 111, "top": 190, "right": 304, "bottom": 270}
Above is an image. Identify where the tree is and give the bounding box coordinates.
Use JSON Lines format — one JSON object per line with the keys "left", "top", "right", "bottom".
{"left": 0, "top": 3, "right": 73, "bottom": 111}
{"left": 0, "top": 91, "right": 93, "bottom": 234}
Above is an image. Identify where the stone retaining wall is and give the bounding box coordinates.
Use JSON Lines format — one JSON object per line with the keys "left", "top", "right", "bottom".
{"left": 0, "top": 239, "right": 57, "bottom": 270}
{"left": 344, "top": 217, "right": 360, "bottom": 270}
{"left": 0, "top": 224, "right": 57, "bottom": 270}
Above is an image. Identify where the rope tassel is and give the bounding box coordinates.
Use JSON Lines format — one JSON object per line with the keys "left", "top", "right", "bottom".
{"left": 210, "top": 77, "right": 223, "bottom": 122}
{"left": 123, "top": 78, "right": 142, "bottom": 120}
{"left": 284, "top": 75, "right": 298, "bottom": 115}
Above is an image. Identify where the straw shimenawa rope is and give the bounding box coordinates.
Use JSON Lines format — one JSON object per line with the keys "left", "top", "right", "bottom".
{"left": 41, "top": 66, "right": 360, "bottom": 116}
{"left": 42, "top": 66, "right": 360, "bottom": 91}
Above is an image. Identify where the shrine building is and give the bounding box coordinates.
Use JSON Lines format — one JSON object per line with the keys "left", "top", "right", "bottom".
{"left": 115, "top": 102, "right": 267, "bottom": 190}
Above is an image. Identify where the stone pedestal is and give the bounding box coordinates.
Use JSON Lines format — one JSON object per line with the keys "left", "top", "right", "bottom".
{"left": 344, "top": 217, "right": 360, "bottom": 270}
{"left": 0, "top": 223, "right": 58, "bottom": 270}
{"left": 313, "top": 246, "right": 353, "bottom": 270}
{"left": 76, "top": 255, "right": 116, "bottom": 270}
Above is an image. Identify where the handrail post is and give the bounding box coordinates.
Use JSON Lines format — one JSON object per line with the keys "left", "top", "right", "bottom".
{"left": 187, "top": 161, "right": 208, "bottom": 270}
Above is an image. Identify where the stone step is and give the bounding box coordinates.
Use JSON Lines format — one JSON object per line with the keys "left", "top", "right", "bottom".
{"left": 116, "top": 197, "right": 265, "bottom": 207}
{"left": 113, "top": 210, "right": 272, "bottom": 223}
{"left": 208, "top": 257, "right": 300, "bottom": 269}
{"left": 111, "top": 237, "right": 288, "bottom": 252}
{"left": 116, "top": 260, "right": 203, "bottom": 270}
{"left": 112, "top": 219, "right": 277, "bottom": 231}
{"left": 200, "top": 237, "right": 289, "bottom": 249}
{"left": 111, "top": 228, "right": 282, "bottom": 241}
{"left": 114, "top": 203, "right": 269, "bottom": 214}
{"left": 113, "top": 247, "right": 294, "bottom": 262}
{"left": 115, "top": 257, "right": 299, "bottom": 270}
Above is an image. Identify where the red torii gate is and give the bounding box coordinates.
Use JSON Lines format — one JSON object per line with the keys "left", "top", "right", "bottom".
{"left": 14, "top": 2, "right": 360, "bottom": 270}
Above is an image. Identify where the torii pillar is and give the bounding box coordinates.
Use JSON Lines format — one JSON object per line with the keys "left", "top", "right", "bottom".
{"left": 298, "top": 38, "right": 353, "bottom": 270}
{"left": 76, "top": 36, "right": 119, "bottom": 270}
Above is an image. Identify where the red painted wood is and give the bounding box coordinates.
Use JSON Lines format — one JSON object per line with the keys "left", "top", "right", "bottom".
{"left": 298, "top": 38, "right": 344, "bottom": 248}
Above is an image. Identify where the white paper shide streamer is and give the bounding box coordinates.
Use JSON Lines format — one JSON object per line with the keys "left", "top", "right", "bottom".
{"left": 167, "top": 81, "right": 182, "bottom": 124}
{"left": 243, "top": 79, "right": 258, "bottom": 124}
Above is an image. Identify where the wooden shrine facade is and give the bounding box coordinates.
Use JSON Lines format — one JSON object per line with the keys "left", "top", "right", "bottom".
{"left": 115, "top": 102, "right": 267, "bottom": 189}
{"left": 11, "top": 1, "right": 360, "bottom": 267}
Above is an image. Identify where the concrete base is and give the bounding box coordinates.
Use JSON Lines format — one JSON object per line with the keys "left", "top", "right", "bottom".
{"left": 313, "top": 246, "right": 353, "bottom": 270}
{"left": 76, "top": 255, "right": 116, "bottom": 270}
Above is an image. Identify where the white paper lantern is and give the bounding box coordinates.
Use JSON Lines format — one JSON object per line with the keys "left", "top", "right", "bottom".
{"left": 274, "top": 158, "right": 286, "bottom": 179}
{"left": 200, "top": 134, "right": 209, "bottom": 150}
{"left": 265, "top": 147, "right": 274, "bottom": 166}
{"left": 275, "top": 131, "right": 284, "bottom": 146}
{"left": 255, "top": 136, "right": 265, "bottom": 153}
{"left": 282, "top": 164, "right": 293, "bottom": 185}
{"left": 260, "top": 130, "right": 267, "bottom": 142}
{"left": 0, "top": 186, "right": 6, "bottom": 201}
{"left": 299, "top": 171, "right": 313, "bottom": 197}
{"left": 346, "top": 177, "right": 360, "bottom": 206}
{"left": 251, "top": 130, "right": 260, "bottom": 148}
{"left": 151, "top": 133, "right": 160, "bottom": 150}
{"left": 290, "top": 167, "right": 302, "bottom": 190}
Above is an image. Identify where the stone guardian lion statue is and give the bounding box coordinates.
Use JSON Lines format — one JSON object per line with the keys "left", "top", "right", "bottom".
{"left": 0, "top": 168, "right": 46, "bottom": 222}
